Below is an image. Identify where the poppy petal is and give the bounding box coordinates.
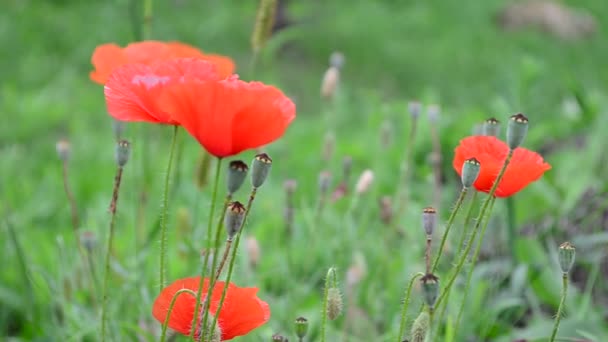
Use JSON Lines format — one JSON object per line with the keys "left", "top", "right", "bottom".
{"left": 90, "top": 43, "right": 127, "bottom": 84}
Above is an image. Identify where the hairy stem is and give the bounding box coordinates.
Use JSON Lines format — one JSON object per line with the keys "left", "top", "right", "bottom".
{"left": 397, "top": 272, "right": 425, "bottom": 342}
{"left": 431, "top": 187, "right": 468, "bottom": 273}
{"left": 549, "top": 273, "right": 568, "bottom": 342}
{"left": 159, "top": 126, "right": 179, "bottom": 291}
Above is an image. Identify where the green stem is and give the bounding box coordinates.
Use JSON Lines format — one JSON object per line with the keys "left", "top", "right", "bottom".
{"left": 160, "top": 289, "right": 197, "bottom": 342}
{"left": 101, "top": 166, "right": 125, "bottom": 340}
{"left": 321, "top": 267, "right": 337, "bottom": 342}
{"left": 431, "top": 187, "right": 468, "bottom": 273}
{"left": 549, "top": 273, "right": 568, "bottom": 342}
{"left": 436, "top": 149, "right": 514, "bottom": 307}
{"left": 190, "top": 158, "right": 223, "bottom": 340}
{"left": 455, "top": 191, "right": 478, "bottom": 253}
{"left": 209, "top": 188, "right": 258, "bottom": 339}
{"left": 159, "top": 126, "right": 179, "bottom": 291}
{"left": 397, "top": 272, "right": 425, "bottom": 342}
{"left": 454, "top": 196, "right": 496, "bottom": 335}
{"left": 142, "top": 0, "right": 153, "bottom": 40}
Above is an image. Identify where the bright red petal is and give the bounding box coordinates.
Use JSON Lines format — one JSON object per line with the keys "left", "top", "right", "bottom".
{"left": 152, "top": 277, "right": 205, "bottom": 335}
{"left": 166, "top": 42, "right": 236, "bottom": 78}
{"left": 123, "top": 40, "right": 173, "bottom": 64}
{"left": 90, "top": 43, "right": 127, "bottom": 84}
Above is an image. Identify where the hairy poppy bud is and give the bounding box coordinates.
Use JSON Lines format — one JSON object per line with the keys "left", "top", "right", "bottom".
{"left": 115, "top": 140, "right": 131, "bottom": 167}
{"left": 327, "top": 287, "right": 343, "bottom": 320}
{"left": 421, "top": 274, "right": 439, "bottom": 309}
{"left": 294, "top": 317, "right": 309, "bottom": 339}
{"left": 410, "top": 311, "right": 430, "bottom": 342}
{"left": 321, "top": 66, "right": 340, "bottom": 99}
{"left": 251, "top": 153, "right": 272, "bottom": 188}
{"left": 272, "top": 333, "right": 288, "bottom": 342}
{"left": 461, "top": 157, "right": 481, "bottom": 188}
{"left": 330, "top": 51, "right": 345, "bottom": 69}
{"left": 225, "top": 202, "right": 246, "bottom": 239}
{"left": 558, "top": 241, "right": 576, "bottom": 274}
{"left": 422, "top": 207, "right": 437, "bottom": 236}
{"left": 227, "top": 160, "right": 248, "bottom": 194}
{"left": 507, "top": 113, "right": 529, "bottom": 149}
{"left": 427, "top": 104, "right": 440, "bottom": 123}
{"left": 408, "top": 101, "right": 422, "bottom": 119}
{"left": 56, "top": 139, "right": 71, "bottom": 162}
{"left": 483, "top": 117, "right": 500, "bottom": 137}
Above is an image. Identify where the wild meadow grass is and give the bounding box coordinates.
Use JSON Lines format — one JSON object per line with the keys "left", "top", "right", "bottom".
{"left": 2, "top": 1, "right": 608, "bottom": 341}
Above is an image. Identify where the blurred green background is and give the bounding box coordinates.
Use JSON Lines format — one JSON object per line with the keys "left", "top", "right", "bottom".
{"left": 2, "top": 0, "right": 607, "bottom": 341}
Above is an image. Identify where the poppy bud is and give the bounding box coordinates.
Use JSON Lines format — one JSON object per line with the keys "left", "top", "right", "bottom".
{"left": 507, "top": 113, "right": 529, "bottom": 149}
{"left": 408, "top": 101, "right": 422, "bottom": 119}
{"left": 56, "top": 139, "right": 71, "bottom": 162}
{"left": 112, "top": 118, "right": 125, "bottom": 141}
{"left": 329, "top": 51, "right": 345, "bottom": 69}
{"left": 420, "top": 273, "right": 439, "bottom": 309}
{"left": 227, "top": 160, "right": 249, "bottom": 194}
{"left": 422, "top": 207, "right": 437, "bottom": 236}
{"left": 427, "top": 104, "right": 440, "bottom": 123}
{"left": 199, "top": 313, "right": 222, "bottom": 342}
{"left": 294, "top": 316, "right": 309, "bottom": 339}
{"left": 272, "top": 333, "right": 288, "bottom": 342}
{"left": 461, "top": 157, "right": 481, "bottom": 188}
{"left": 115, "top": 140, "right": 131, "bottom": 167}
{"left": 321, "top": 66, "right": 340, "bottom": 99}
{"left": 327, "top": 287, "right": 343, "bottom": 320}
{"left": 251, "top": 153, "right": 272, "bottom": 188}
{"left": 79, "top": 230, "right": 97, "bottom": 252}
{"left": 410, "top": 311, "right": 430, "bottom": 342}
{"left": 558, "top": 241, "right": 576, "bottom": 274}
{"left": 483, "top": 117, "right": 500, "bottom": 137}
{"left": 225, "top": 201, "right": 246, "bottom": 239}
{"left": 355, "top": 169, "right": 374, "bottom": 194}
{"left": 246, "top": 236, "right": 261, "bottom": 269}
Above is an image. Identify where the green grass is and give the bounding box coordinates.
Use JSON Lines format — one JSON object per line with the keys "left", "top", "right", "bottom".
{"left": 2, "top": 0, "right": 608, "bottom": 341}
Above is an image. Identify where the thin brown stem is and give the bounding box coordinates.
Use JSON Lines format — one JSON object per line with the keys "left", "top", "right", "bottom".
{"left": 214, "top": 238, "right": 233, "bottom": 279}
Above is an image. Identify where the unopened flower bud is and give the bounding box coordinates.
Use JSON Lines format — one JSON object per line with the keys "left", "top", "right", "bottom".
{"left": 115, "top": 140, "right": 131, "bottom": 167}
{"left": 410, "top": 311, "right": 430, "bottom": 342}
{"left": 251, "top": 153, "right": 272, "bottom": 188}
{"left": 421, "top": 274, "right": 439, "bottom": 309}
{"left": 507, "top": 113, "right": 529, "bottom": 149}
{"left": 408, "top": 101, "right": 422, "bottom": 119}
{"left": 330, "top": 51, "right": 345, "bottom": 69}
{"left": 56, "top": 139, "right": 71, "bottom": 162}
{"left": 427, "top": 104, "right": 440, "bottom": 122}
{"left": 422, "top": 207, "right": 437, "bottom": 236}
{"left": 461, "top": 157, "right": 481, "bottom": 188}
{"left": 200, "top": 313, "right": 222, "bottom": 342}
{"left": 327, "top": 287, "right": 343, "bottom": 320}
{"left": 294, "top": 317, "right": 309, "bottom": 339}
{"left": 558, "top": 241, "right": 576, "bottom": 274}
{"left": 355, "top": 169, "right": 374, "bottom": 194}
{"left": 79, "top": 230, "right": 96, "bottom": 252}
{"left": 227, "top": 160, "right": 248, "bottom": 194}
{"left": 112, "top": 118, "right": 125, "bottom": 141}
{"left": 483, "top": 117, "right": 500, "bottom": 137}
{"left": 321, "top": 66, "right": 340, "bottom": 99}
{"left": 246, "top": 236, "right": 260, "bottom": 269}
{"left": 225, "top": 202, "right": 246, "bottom": 239}
{"left": 271, "top": 333, "right": 288, "bottom": 342}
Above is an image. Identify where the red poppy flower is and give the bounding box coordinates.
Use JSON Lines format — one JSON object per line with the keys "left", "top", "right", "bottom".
{"left": 152, "top": 277, "right": 270, "bottom": 340}
{"left": 453, "top": 135, "right": 551, "bottom": 197}
{"left": 104, "top": 58, "right": 220, "bottom": 124}
{"left": 157, "top": 75, "right": 296, "bottom": 157}
{"left": 90, "top": 40, "right": 235, "bottom": 84}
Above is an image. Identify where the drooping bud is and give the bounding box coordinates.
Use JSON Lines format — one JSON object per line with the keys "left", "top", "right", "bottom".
{"left": 227, "top": 160, "right": 249, "bottom": 194}
{"left": 271, "top": 333, "right": 288, "bottom": 342}
{"left": 251, "top": 153, "right": 272, "bottom": 188}
{"left": 115, "top": 140, "right": 131, "bottom": 167}
{"left": 410, "top": 311, "right": 430, "bottom": 342}
{"left": 558, "top": 241, "right": 576, "bottom": 274}
{"left": 327, "top": 287, "right": 343, "bottom": 320}
{"left": 321, "top": 66, "right": 340, "bottom": 99}
{"left": 112, "top": 118, "right": 125, "bottom": 141}
{"left": 225, "top": 202, "right": 246, "bottom": 239}
{"left": 251, "top": 0, "right": 278, "bottom": 53}
{"left": 355, "top": 169, "right": 374, "bottom": 194}
{"left": 294, "top": 317, "right": 309, "bottom": 339}
{"left": 483, "top": 117, "right": 500, "bottom": 137}
{"left": 56, "top": 139, "right": 71, "bottom": 162}
{"left": 421, "top": 274, "right": 439, "bottom": 309}
{"left": 246, "top": 236, "right": 261, "bottom": 269}
{"left": 422, "top": 207, "right": 437, "bottom": 236}
{"left": 79, "top": 230, "right": 97, "bottom": 252}
{"left": 329, "top": 51, "right": 345, "bottom": 69}
{"left": 461, "top": 157, "right": 481, "bottom": 188}
{"left": 427, "top": 104, "right": 440, "bottom": 123}
{"left": 506, "top": 113, "right": 529, "bottom": 149}
{"left": 408, "top": 101, "right": 422, "bottom": 119}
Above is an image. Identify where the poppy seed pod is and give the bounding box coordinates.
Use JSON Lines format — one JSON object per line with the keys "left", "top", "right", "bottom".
{"left": 271, "top": 333, "right": 288, "bottom": 342}
{"left": 115, "top": 140, "right": 131, "bottom": 167}
{"left": 483, "top": 117, "right": 500, "bottom": 137}
{"left": 294, "top": 317, "right": 309, "bottom": 339}
{"left": 421, "top": 274, "right": 439, "bottom": 309}
{"left": 461, "top": 157, "right": 481, "bottom": 189}
{"left": 56, "top": 139, "right": 71, "bottom": 162}
{"left": 227, "top": 160, "right": 249, "bottom": 194}
{"left": 410, "top": 311, "right": 430, "bottom": 342}
{"left": 507, "top": 113, "right": 529, "bottom": 149}
{"left": 408, "top": 101, "right": 422, "bottom": 119}
{"left": 225, "top": 202, "right": 246, "bottom": 239}
{"left": 327, "top": 287, "right": 343, "bottom": 320}
{"left": 558, "top": 241, "right": 576, "bottom": 274}
{"left": 422, "top": 207, "right": 437, "bottom": 236}
{"left": 251, "top": 153, "right": 272, "bottom": 188}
